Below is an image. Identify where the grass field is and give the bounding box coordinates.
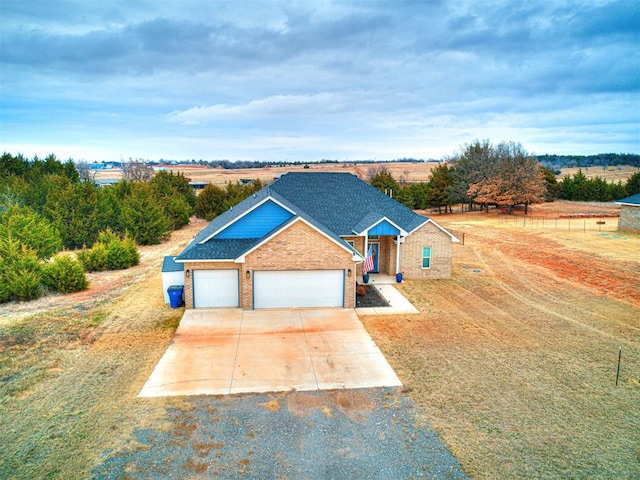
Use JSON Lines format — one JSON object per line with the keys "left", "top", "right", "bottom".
{"left": 1, "top": 202, "right": 638, "bottom": 478}
{"left": 558, "top": 165, "right": 639, "bottom": 183}
{"left": 94, "top": 162, "right": 639, "bottom": 187}
{"left": 363, "top": 206, "right": 640, "bottom": 479}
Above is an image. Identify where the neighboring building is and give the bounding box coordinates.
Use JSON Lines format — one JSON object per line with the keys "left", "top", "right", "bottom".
{"left": 615, "top": 193, "right": 640, "bottom": 233}
{"left": 171, "top": 172, "right": 459, "bottom": 310}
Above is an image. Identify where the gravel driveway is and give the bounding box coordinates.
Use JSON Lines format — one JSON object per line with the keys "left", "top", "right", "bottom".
{"left": 95, "top": 387, "right": 467, "bottom": 479}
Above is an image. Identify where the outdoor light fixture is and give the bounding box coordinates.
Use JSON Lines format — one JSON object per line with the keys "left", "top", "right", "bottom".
{"left": 246, "top": 270, "right": 251, "bottom": 279}
{"left": 347, "top": 269, "right": 352, "bottom": 277}
{"left": 185, "top": 269, "right": 190, "bottom": 278}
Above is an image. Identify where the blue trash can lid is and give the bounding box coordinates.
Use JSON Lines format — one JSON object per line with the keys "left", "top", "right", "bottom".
{"left": 168, "top": 285, "right": 184, "bottom": 291}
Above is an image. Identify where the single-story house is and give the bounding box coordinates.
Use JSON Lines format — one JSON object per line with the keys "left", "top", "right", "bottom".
{"left": 172, "top": 172, "right": 459, "bottom": 309}
{"left": 615, "top": 193, "right": 640, "bottom": 233}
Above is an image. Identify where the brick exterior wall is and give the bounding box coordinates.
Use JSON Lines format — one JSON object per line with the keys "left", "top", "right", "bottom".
{"left": 244, "top": 220, "right": 356, "bottom": 309}
{"left": 184, "top": 220, "right": 356, "bottom": 309}
{"left": 619, "top": 205, "right": 640, "bottom": 233}
{"left": 401, "top": 222, "right": 453, "bottom": 279}
{"left": 345, "top": 225, "right": 454, "bottom": 279}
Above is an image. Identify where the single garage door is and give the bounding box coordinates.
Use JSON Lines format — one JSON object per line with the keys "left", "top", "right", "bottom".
{"left": 253, "top": 270, "right": 344, "bottom": 309}
{"left": 193, "top": 269, "right": 239, "bottom": 308}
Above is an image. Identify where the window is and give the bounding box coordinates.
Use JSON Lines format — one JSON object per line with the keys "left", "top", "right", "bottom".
{"left": 368, "top": 235, "right": 379, "bottom": 240}
{"left": 422, "top": 247, "right": 431, "bottom": 269}
{"left": 346, "top": 240, "right": 355, "bottom": 248}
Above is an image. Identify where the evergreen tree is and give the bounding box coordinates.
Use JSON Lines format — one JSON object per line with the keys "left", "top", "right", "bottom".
{"left": 0, "top": 205, "right": 62, "bottom": 260}
{"left": 118, "top": 182, "right": 171, "bottom": 245}
{"left": 195, "top": 184, "right": 227, "bottom": 220}
{"left": 425, "top": 164, "right": 455, "bottom": 212}
{"left": 45, "top": 181, "right": 108, "bottom": 249}
{"left": 625, "top": 172, "right": 640, "bottom": 196}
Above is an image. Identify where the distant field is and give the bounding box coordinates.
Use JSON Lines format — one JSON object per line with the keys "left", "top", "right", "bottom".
{"left": 95, "top": 161, "right": 441, "bottom": 185}
{"left": 558, "top": 165, "right": 638, "bottom": 183}
{"left": 94, "top": 162, "right": 638, "bottom": 186}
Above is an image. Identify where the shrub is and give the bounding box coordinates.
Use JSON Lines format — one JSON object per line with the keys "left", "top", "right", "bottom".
{"left": 106, "top": 240, "right": 131, "bottom": 270}
{"left": 77, "top": 230, "right": 139, "bottom": 272}
{"left": 356, "top": 284, "right": 367, "bottom": 296}
{"left": 0, "top": 236, "right": 43, "bottom": 301}
{"left": 97, "top": 227, "right": 120, "bottom": 246}
{"left": 43, "top": 254, "right": 88, "bottom": 294}
{"left": 0, "top": 205, "right": 62, "bottom": 260}
{"left": 0, "top": 257, "right": 9, "bottom": 303}
{"left": 77, "top": 242, "right": 109, "bottom": 272}
{"left": 3, "top": 251, "right": 43, "bottom": 301}
{"left": 122, "top": 235, "right": 140, "bottom": 267}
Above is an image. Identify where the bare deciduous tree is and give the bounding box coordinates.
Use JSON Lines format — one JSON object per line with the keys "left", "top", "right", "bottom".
{"left": 75, "top": 161, "right": 96, "bottom": 182}
{"left": 122, "top": 158, "right": 155, "bottom": 181}
{"left": 467, "top": 142, "right": 546, "bottom": 213}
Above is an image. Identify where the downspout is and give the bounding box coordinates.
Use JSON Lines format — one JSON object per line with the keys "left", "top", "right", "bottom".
{"left": 364, "top": 234, "right": 369, "bottom": 262}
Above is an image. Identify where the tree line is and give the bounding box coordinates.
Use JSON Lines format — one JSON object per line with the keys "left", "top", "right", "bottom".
{"left": 0, "top": 153, "right": 197, "bottom": 302}
{"left": 367, "top": 140, "right": 639, "bottom": 212}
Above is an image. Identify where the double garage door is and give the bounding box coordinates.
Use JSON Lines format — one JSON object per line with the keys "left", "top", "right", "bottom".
{"left": 253, "top": 270, "right": 344, "bottom": 309}
{"left": 193, "top": 269, "right": 344, "bottom": 309}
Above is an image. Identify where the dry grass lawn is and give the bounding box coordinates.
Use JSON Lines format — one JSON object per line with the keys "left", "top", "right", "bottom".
{"left": 362, "top": 204, "right": 639, "bottom": 479}
{"left": 1, "top": 202, "right": 638, "bottom": 479}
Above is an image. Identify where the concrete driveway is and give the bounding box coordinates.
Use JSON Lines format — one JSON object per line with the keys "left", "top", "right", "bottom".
{"left": 139, "top": 309, "right": 401, "bottom": 397}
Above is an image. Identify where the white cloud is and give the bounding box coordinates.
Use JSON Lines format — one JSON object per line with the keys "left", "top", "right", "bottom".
{"left": 1, "top": 0, "right": 638, "bottom": 161}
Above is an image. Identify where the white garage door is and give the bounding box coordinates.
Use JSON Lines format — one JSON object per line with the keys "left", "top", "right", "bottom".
{"left": 193, "top": 269, "right": 239, "bottom": 308}
{"left": 253, "top": 270, "right": 344, "bottom": 309}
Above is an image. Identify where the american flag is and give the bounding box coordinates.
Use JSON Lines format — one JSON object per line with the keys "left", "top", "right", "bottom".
{"left": 363, "top": 246, "right": 374, "bottom": 274}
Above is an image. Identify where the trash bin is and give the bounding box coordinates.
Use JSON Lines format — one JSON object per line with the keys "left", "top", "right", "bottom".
{"left": 167, "top": 285, "right": 184, "bottom": 309}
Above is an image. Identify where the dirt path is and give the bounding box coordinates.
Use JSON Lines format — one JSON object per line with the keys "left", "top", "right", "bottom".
{"left": 362, "top": 210, "right": 639, "bottom": 479}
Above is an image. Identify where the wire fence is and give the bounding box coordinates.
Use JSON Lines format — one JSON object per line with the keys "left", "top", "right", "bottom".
{"left": 497, "top": 213, "right": 620, "bottom": 232}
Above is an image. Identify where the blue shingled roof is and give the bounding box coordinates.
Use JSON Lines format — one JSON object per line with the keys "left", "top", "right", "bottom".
{"left": 161, "top": 256, "right": 184, "bottom": 272}
{"left": 616, "top": 193, "right": 640, "bottom": 206}
{"left": 177, "top": 172, "right": 429, "bottom": 261}
{"left": 269, "top": 173, "right": 427, "bottom": 235}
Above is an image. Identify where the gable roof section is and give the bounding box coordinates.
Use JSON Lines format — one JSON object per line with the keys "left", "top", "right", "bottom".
{"left": 422, "top": 219, "right": 461, "bottom": 243}
{"left": 615, "top": 193, "right": 640, "bottom": 206}
{"left": 352, "top": 213, "right": 408, "bottom": 236}
{"left": 235, "top": 216, "right": 362, "bottom": 262}
{"left": 176, "top": 184, "right": 362, "bottom": 262}
{"left": 269, "top": 172, "right": 427, "bottom": 235}
{"left": 190, "top": 188, "right": 282, "bottom": 245}
{"left": 215, "top": 198, "right": 294, "bottom": 239}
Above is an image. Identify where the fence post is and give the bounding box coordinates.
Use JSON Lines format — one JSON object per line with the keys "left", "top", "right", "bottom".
{"left": 616, "top": 348, "right": 622, "bottom": 386}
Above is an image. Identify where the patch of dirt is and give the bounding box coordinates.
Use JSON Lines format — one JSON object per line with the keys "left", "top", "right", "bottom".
{"left": 258, "top": 398, "right": 281, "bottom": 413}
{"left": 286, "top": 389, "right": 376, "bottom": 423}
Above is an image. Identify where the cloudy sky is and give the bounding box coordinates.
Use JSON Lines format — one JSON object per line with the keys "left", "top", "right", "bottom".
{"left": 1, "top": 0, "right": 638, "bottom": 162}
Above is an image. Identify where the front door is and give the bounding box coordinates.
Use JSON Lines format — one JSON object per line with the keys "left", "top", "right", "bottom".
{"left": 369, "top": 242, "right": 380, "bottom": 273}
